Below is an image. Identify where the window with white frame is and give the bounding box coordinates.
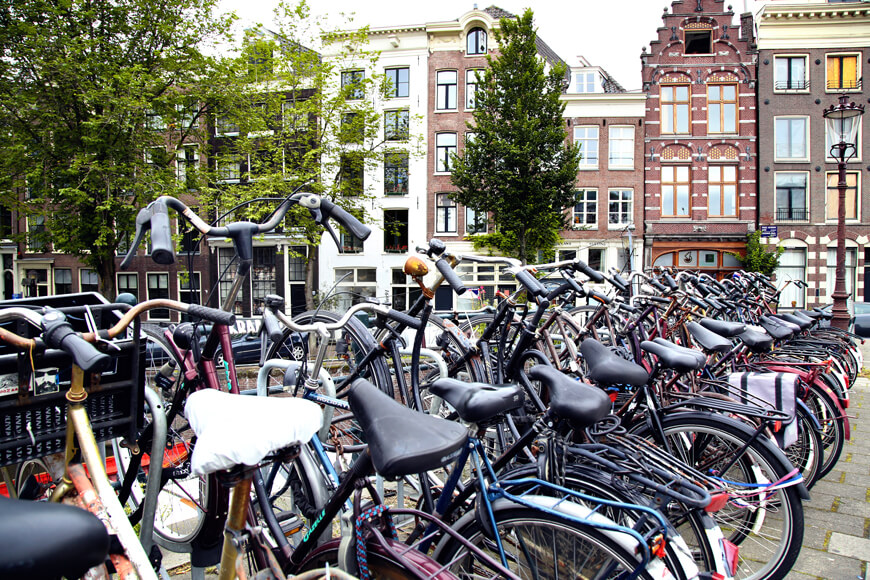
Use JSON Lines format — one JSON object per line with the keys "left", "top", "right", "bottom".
{"left": 215, "top": 114, "right": 239, "bottom": 136}
{"left": 826, "top": 53, "right": 860, "bottom": 91}
{"left": 575, "top": 71, "right": 596, "bottom": 93}
{"left": 384, "top": 110, "right": 409, "bottom": 141}
{"left": 608, "top": 126, "right": 633, "bottom": 169}
{"left": 574, "top": 126, "right": 598, "bottom": 169}
{"left": 774, "top": 56, "right": 808, "bottom": 91}
{"left": 384, "top": 151, "right": 409, "bottom": 195}
{"left": 385, "top": 67, "right": 409, "bottom": 99}
{"left": 661, "top": 85, "right": 690, "bottom": 134}
{"left": 27, "top": 215, "right": 46, "bottom": 252}
{"left": 117, "top": 272, "right": 138, "bottom": 301}
{"left": 776, "top": 249, "right": 806, "bottom": 308}
{"left": 341, "top": 70, "right": 365, "bottom": 100}
{"left": 826, "top": 247, "right": 856, "bottom": 301}
{"left": 775, "top": 172, "right": 808, "bottom": 221}
{"left": 282, "top": 101, "right": 308, "bottom": 133}
{"left": 661, "top": 166, "right": 690, "bottom": 217}
{"left": 707, "top": 84, "right": 738, "bottom": 134}
{"left": 435, "top": 133, "right": 457, "bottom": 173}
{"left": 573, "top": 189, "right": 597, "bottom": 228}
{"left": 218, "top": 155, "right": 241, "bottom": 182}
{"left": 825, "top": 121, "right": 861, "bottom": 161}
{"left": 467, "top": 28, "right": 487, "bottom": 55}
{"left": 775, "top": 117, "right": 809, "bottom": 161}
{"left": 384, "top": 209, "right": 409, "bottom": 253}
{"left": 435, "top": 194, "right": 457, "bottom": 234}
{"left": 466, "top": 206, "right": 487, "bottom": 234}
{"left": 436, "top": 71, "right": 458, "bottom": 110}
{"left": 55, "top": 269, "right": 72, "bottom": 295}
{"left": 466, "top": 69, "right": 482, "bottom": 109}
{"left": 608, "top": 189, "right": 632, "bottom": 228}
{"left": 251, "top": 247, "right": 276, "bottom": 311}
{"left": 147, "top": 273, "right": 170, "bottom": 320}
{"left": 178, "top": 272, "right": 201, "bottom": 305}
{"left": 176, "top": 144, "right": 199, "bottom": 188}
{"left": 707, "top": 165, "right": 737, "bottom": 218}
{"left": 391, "top": 268, "right": 422, "bottom": 311}
{"left": 826, "top": 171, "right": 859, "bottom": 221}
{"left": 334, "top": 268, "right": 377, "bottom": 312}
{"left": 587, "top": 248, "right": 605, "bottom": 272}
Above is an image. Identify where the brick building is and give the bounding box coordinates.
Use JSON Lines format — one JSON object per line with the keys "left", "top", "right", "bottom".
{"left": 756, "top": 1, "right": 870, "bottom": 309}
{"left": 641, "top": 0, "right": 758, "bottom": 278}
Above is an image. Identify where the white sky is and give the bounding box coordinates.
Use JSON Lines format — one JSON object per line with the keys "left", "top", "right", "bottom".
{"left": 218, "top": 0, "right": 769, "bottom": 91}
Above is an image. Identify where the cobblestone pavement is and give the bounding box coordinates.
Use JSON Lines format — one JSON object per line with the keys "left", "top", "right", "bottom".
{"left": 164, "top": 345, "right": 870, "bottom": 580}
{"left": 784, "top": 341, "right": 870, "bottom": 580}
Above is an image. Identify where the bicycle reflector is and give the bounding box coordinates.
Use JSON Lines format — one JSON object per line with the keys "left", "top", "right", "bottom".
{"left": 721, "top": 538, "right": 740, "bottom": 578}
{"left": 705, "top": 492, "right": 729, "bottom": 513}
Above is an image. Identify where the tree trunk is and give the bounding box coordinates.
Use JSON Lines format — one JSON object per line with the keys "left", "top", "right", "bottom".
{"left": 96, "top": 255, "right": 117, "bottom": 301}
{"left": 304, "top": 239, "right": 318, "bottom": 311}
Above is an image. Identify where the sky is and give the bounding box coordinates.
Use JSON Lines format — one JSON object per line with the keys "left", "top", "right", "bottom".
{"left": 218, "top": 0, "right": 769, "bottom": 92}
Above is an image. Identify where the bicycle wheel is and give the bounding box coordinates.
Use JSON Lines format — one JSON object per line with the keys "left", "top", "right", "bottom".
{"left": 804, "top": 382, "right": 846, "bottom": 480}
{"left": 112, "top": 326, "right": 212, "bottom": 552}
{"left": 297, "top": 537, "right": 460, "bottom": 579}
{"left": 435, "top": 502, "right": 667, "bottom": 580}
{"left": 630, "top": 412, "right": 805, "bottom": 580}
{"left": 786, "top": 405, "right": 823, "bottom": 489}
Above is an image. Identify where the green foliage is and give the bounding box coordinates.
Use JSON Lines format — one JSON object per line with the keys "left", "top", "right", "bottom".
{"left": 450, "top": 9, "right": 580, "bottom": 265}
{"left": 730, "top": 231, "right": 784, "bottom": 276}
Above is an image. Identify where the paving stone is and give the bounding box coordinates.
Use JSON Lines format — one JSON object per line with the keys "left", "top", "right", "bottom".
{"left": 812, "top": 481, "right": 870, "bottom": 501}
{"left": 789, "top": 546, "right": 865, "bottom": 578}
{"left": 829, "top": 532, "right": 870, "bottom": 561}
{"left": 833, "top": 497, "right": 870, "bottom": 520}
{"left": 806, "top": 489, "right": 838, "bottom": 511}
{"left": 832, "top": 462, "right": 870, "bottom": 476}
{"left": 802, "top": 509, "right": 867, "bottom": 537}
{"left": 844, "top": 473, "right": 870, "bottom": 488}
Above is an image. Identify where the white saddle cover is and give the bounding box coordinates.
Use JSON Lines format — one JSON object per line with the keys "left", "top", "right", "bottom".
{"left": 186, "top": 389, "right": 323, "bottom": 475}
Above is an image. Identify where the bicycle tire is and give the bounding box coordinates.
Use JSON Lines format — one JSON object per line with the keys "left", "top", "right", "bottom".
{"left": 787, "top": 404, "right": 823, "bottom": 489}
{"left": 804, "top": 381, "right": 846, "bottom": 480}
{"left": 295, "top": 537, "right": 460, "bottom": 579}
{"left": 434, "top": 500, "right": 669, "bottom": 580}
{"left": 630, "top": 412, "right": 805, "bottom": 580}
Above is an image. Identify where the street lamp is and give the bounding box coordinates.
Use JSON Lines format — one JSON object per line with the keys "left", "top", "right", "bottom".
{"left": 823, "top": 94, "right": 864, "bottom": 330}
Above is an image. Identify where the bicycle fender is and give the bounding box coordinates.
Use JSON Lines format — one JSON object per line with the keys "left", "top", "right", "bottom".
{"left": 796, "top": 399, "right": 822, "bottom": 432}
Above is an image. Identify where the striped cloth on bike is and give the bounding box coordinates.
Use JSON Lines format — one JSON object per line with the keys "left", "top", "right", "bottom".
{"left": 727, "top": 371, "right": 798, "bottom": 449}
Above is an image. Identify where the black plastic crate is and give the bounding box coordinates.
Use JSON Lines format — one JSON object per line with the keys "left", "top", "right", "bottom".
{"left": 0, "top": 293, "right": 144, "bottom": 468}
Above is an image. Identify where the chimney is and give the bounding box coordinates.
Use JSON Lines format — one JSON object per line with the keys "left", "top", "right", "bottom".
{"left": 740, "top": 12, "right": 755, "bottom": 44}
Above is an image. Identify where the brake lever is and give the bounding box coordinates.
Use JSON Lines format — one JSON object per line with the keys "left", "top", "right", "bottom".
{"left": 119, "top": 206, "right": 153, "bottom": 270}
{"left": 309, "top": 207, "right": 342, "bottom": 249}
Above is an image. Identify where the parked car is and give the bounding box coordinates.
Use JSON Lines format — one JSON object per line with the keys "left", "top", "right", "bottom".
{"left": 816, "top": 300, "right": 870, "bottom": 338}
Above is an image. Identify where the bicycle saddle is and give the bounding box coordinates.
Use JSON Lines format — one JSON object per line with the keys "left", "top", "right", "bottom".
{"left": 737, "top": 327, "right": 774, "bottom": 353}
{"left": 0, "top": 496, "right": 109, "bottom": 580}
{"left": 428, "top": 379, "right": 524, "bottom": 424}
{"left": 759, "top": 316, "right": 795, "bottom": 340}
{"left": 185, "top": 388, "right": 324, "bottom": 475}
{"left": 526, "top": 364, "right": 611, "bottom": 429}
{"left": 580, "top": 338, "right": 649, "bottom": 387}
{"left": 349, "top": 378, "right": 468, "bottom": 479}
{"left": 774, "top": 313, "right": 812, "bottom": 331}
{"left": 812, "top": 307, "right": 834, "bottom": 321}
{"left": 640, "top": 340, "right": 704, "bottom": 374}
{"left": 698, "top": 318, "right": 746, "bottom": 337}
{"left": 797, "top": 309, "right": 823, "bottom": 320}
{"left": 686, "top": 321, "right": 733, "bottom": 354}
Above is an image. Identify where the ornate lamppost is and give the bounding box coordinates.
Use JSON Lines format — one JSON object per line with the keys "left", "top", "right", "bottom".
{"left": 823, "top": 95, "right": 864, "bottom": 330}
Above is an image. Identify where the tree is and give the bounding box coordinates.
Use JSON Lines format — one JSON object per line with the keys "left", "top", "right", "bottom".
{"left": 450, "top": 9, "right": 580, "bottom": 264}
{"left": 731, "top": 231, "right": 784, "bottom": 276}
{"left": 0, "top": 0, "right": 233, "bottom": 298}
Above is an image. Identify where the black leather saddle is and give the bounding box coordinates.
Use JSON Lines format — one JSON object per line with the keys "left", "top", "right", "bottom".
{"left": 640, "top": 339, "right": 705, "bottom": 374}
{"left": 428, "top": 378, "right": 524, "bottom": 424}
{"left": 686, "top": 321, "right": 733, "bottom": 354}
{"left": 738, "top": 328, "right": 774, "bottom": 353}
{"left": 759, "top": 316, "right": 794, "bottom": 340}
{"left": 0, "top": 496, "right": 109, "bottom": 580}
{"left": 527, "top": 364, "right": 611, "bottom": 430}
{"left": 580, "top": 338, "right": 649, "bottom": 387}
{"left": 698, "top": 318, "right": 746, "bottom": 337}
{"left": 348, "top": 378, "right": 468, "bottom": 479}
{"left": 797, "top": 309, "right": 822, "bottom": 320}
{"left": 776, "top": 312, "right": 813, "bottom": 331}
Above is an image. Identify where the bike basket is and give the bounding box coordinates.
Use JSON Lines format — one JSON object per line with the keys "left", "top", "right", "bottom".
{"left": 0, "top": 293, "right": 144, "bottom": 468}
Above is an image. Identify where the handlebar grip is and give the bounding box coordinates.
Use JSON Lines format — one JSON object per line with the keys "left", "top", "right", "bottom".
{"left": 514, "top": 269, "right": 547, "bottom": 298}
{"left": 574, "top": 260, "right": 605, "bottom": 283}
{"left": 149, "top": 201, "right": 176, "bottom": 266}
{"left": 648, "top": 279, "right": 668, "bottom": 293}
{"left": 41, "top": 311, "right": 111, "bottom": 373}
{"left": 616, "top": 301, "right": 638, "bottom": 314}
{"left": 663, "top": 273, "right": 678, "bottom": 290}
{"left": 435, "top": 258, "right": 466, "bottom": 295}
{"left": 607, "top": 275, "right": 627, "bottom": 293}
{"left": 262, "top": 308, "right": 285, "bottom": 343}
{"left": 587, "top": 290, "right": 611, "bottom": 305}
{"left": 642, "top": 295, "right": 671, "bottom": 305}
{"left": 386, "top": 309, "right": 423, "bottom": 330}
{"left": 187, "top": 304, "right": 237, "bottom": 326}
{"left": 694, "top": 282, "right": 712, "bottom": 297}
{"left": 688, "top": 296, "right": 709, "bottom": 309}
{"left": 319, "top": 198, "right": 372, "bottom": 241}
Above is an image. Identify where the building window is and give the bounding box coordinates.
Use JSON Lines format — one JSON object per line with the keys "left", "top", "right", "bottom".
{"left": 707, "top": 84, "right": 737, "bottom": 134}
{"left": 608, "top": 189, "right": 633, "bottom": 228}
{"left": 217, "top": 155, "right": 241, "bottom": 182}
{"left": 27, "top": 215, "right": 46, "bottom": 252}
{"left": 661, "top": 166, "right": 690, "bottom": 217}
{"left": 454, "top": 262, "right": 517, "bottom": 309}
{"left": 341, "top": 69, "right": 365, "bottom": 100}
{"left": 117, "top": 272, "right": 138, "bottom": 301}
{"left": 708, "top": 165, "right": 737, "bottom": 217}
{"left": 55, "top": 269, "right": 72, "bottom": 295}
{"left": 575, "top": 71, "right": 596, "bottom": 93}
{"left": 684, "top": 28, "right": 712, "bottom": 54}
{"left": 251, "top": 247, "right": 276, "bottom": 314}
{"left": 661, "top": 85, "right": 690, "bottom": 134}
{"left": 466, "top": 206, "right": 487, "bottom": 234}
{"left": 334, "top": 267, "right": 377, "bottom": 312}
{"left": 436, "top": 71, "right": 457, "bottom": 110}
{"left": 435, "top": 194, "right": 456, "bottom": 234}
{"left": 466, "top": 69, "right": 482, "bottom": 109}
{"left": 145, "top": 109, "right": 166, "bottom": 131}
{"left": 573, "top": 189, "right": 597, "bottom": 228}
{"left": 587, "top": 248, "right": 605, "bottom": 272}
{"left": 608, "top": 126, "right": 634, "bottom": 169}
{"left": 774, "top": 56, "right": 808, "bottom": 91}
{"left": 826, "top": 121, "right": 861, "bottom": 161}
{"left": 775, "top": 172, "right": 809, "bottom": 222}
{"left": 215, "top": 114, "right": 239, "bottom": 136}
{"left": 574, "top": 126, "right": 599, "bottom": 169}
{"left": 217, "top": 248, "right": 241, "bottom": 314}
{"left": 775, "top": 117, "right": 809, "bottom": 161}
{"left": 340, "top": 112, "right": 363, "bottom": 144}
{"left": 340, "top": 231, "right": 364, "bottom": 254}
{"left": 826, "top": 171, "right": 859, "bottom": 221}
{"left": 384, "top": 151, "right": 409, "bottom": 195}
{"left": 248, "top": 148, "right": 283, "bottom": 180}
{"left": 826, "top": 248, "right": 856, "bottom": 301}
{"left": 391, "top": 268, "right": 423, "bottom": 311}
{"left": 339, "top": 152, "right": 364, "bottom": 196}
{"left": 0, "top": 203, "right": 11, "bottom": 239}
{"left": 776, "top": 249, "right": 806, "bottom": 308}
{"left": 282, "top": 101, "right": 309, "bottom": 134}
{"left": 384, "top": 209, "right": 409, "bottom": 253}
{"left": 384, "top": 110, "right": 409, "bottom": 141}
{"left": 385, "top": 67, "right": 409, "bottom": 98}
{"left": 175, "top": 144, "right": 200, "bottom": 189}
{"left": 147, "top": 273, "right": 170, "bottom": 320}
{"left": 467, "top": 28, "right": 487, "bottom": 55}
{"left": 435, "top": 133, "right": 457, "bottom": 173}
{"left": 179, "top": 272, "right": 201, "bottom": 306}
{"left": 76, "top": 269, "right": 95, "bottom": 294}
{"left": 826, "top": 54, "right": 859, "bottom": 91}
